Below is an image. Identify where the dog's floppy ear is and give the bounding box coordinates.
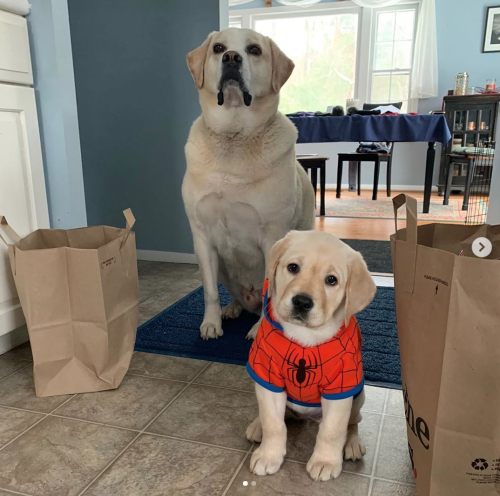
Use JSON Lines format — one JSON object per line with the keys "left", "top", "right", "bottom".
{"left": 187, "top": 32, "right": 216, "bottom": 89}
{"left": 345, "top": 252, "right": 376, "bottom": 325}
{"left": 267, "top": 233, "right": 293, "bottom": 296}
{"left": 269, "top": 38, "right": 295, "bottom": 93}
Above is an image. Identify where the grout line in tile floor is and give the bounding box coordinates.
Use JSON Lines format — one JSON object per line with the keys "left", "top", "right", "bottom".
{"left": 0, "top": 393, "right": 77, "bottom": 456}
{"left": 367, "top": 389, "right": 390, "bottom": 496}
{"left": 220, "top": 444, "right": 255, "bottom": 496}
{"left": 143, "top": 431, "right": 250, "bottom": 454}
{"left": 0, "top": 486, "right": 32, "bottom": 496}
{"left": 0, "top": 362, "right": 32, "bottom": 385}
{"left": 77, "top": 360, "right": 213, "bottom": 496}
{"left": 138, "top": 268, "right": 199, "bottom": 304}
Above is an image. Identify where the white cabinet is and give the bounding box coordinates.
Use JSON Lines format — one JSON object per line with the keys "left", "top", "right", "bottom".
{"left": 0, "top": 9, "right": 49, "bottom": 352}
{"left": 0, "top": 9, "right": 33, "bottom": 85}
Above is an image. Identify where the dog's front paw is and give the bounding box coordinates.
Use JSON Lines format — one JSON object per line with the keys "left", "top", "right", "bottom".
{"left": 344, "top": 434, "right": 366, "bottom": 461}
{"left": 222, "top": 301, "right": 243, "bottom": 320}
{"left": 246, "top": 417, "right": 262, "bottom": 443}
{"left": 306, "top": 453, "right": 343, "bottom": 482}
{"left": 250, "top": 447, "right": 284, "bottom": 476}
{"left": 246, "top": 321, "right": 260, "bottom": 340}
{"left": 200, "top": 321, "right": 223, "bottom": 340}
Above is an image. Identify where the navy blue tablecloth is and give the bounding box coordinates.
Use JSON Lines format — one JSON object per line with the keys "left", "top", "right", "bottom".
{"left": 289, "top": 114, "right": 451, "bottom": 146}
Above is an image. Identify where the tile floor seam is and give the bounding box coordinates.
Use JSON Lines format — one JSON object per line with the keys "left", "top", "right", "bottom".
{"left": 220, "top": 443, "right": 255, "bottom": 496}
{"left": 0, "top": 394, "right": 76, "bottom": 456}
{"left": 0, "top": 357, "right": 32, "bottom": 363}
{"left": 0, "top": 404, "right": 46, "bottom": 415}
{"left": 48, "top": 414, "right": 142, "bottom": 433}
{"left": 0, "top": 363, "right": 32, "bottom": 385}
{"left": 127, "top": 372, "right": 255, "bottom": 396}
{"left": 367, "top": 391, "right": 390, "bottom": 496}
{"left": 0, "top": 486, "right": 32, "bottom": 496}
{"left": 373, "top": 476, "right": 416, "bottom": 487}
{"left": 78, "top": 361, "right": 213, "bottom": 496}
{"left": 141, "top": 432, "right": 250, "bottom": 454}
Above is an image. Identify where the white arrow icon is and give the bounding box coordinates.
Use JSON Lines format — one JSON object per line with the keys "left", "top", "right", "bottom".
{"left": 472, "top": 237, "right": 492, "bottom": 258}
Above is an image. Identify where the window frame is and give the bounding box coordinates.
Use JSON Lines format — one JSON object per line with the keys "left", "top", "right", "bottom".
{"left": 229, "top": 0, "right": 421, "bottom": 114}
{"left": 232, "top": 2, "right": 363, "bottom": 108}
{"left": 367, "top": 2, "right": 420, "bottom": 113}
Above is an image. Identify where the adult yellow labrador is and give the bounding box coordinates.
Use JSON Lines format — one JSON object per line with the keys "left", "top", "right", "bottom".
{"left": 246, "top": 231, "right": 376, "bottom": 481}
{"left": 183, "top": 29, "right": 315, "bottom": 340}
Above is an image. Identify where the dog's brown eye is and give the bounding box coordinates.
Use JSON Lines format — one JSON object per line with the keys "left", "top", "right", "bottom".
{"left": 247, "top": 44, "right": 262, "bottom": 56}
{"left": 326, "top": 275, "right": 338, "bottom": 286}
{"left": 288, "top": 263, "right": 299, "bottom": 274}
{"left": 213, "top": 44, "right": 225, "bottom": 54}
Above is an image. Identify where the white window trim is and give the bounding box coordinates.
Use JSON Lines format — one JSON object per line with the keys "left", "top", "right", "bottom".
{"left": 229, "top": 0, "right": 421, "bottom": 113}
{"left": 367, "top": 2, "right": 420, "bottom": 113}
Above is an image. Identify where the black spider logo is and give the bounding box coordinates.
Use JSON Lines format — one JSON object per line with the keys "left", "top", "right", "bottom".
{"left": 285, "top": 350, "right": 319, "bottom": 387}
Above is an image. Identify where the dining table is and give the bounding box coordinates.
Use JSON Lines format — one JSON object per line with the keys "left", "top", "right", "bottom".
{"left": 289, "top": 114, "right": 452, "bottom": 214}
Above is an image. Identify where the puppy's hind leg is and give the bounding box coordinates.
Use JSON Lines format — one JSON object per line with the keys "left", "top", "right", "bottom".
{"left": 344, "top": 389, "right": 367, "bottom": 461}
{"left": 222, "top": 300, "right": 243, "bottom": 320}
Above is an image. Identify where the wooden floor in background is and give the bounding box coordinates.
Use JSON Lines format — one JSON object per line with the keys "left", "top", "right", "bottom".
{"left": 316, "top": 189, "right": 463, "bottom": 241}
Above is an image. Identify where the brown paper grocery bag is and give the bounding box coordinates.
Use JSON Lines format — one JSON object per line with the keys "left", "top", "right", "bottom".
{"left": 391, "top": 194, "right": 500, "bottom": 496}
{"left": 0, "top": 210, "right": 139, "bottom": 397}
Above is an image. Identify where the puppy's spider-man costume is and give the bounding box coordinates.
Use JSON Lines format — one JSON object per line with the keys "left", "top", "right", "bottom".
{"left": 247, "top": 279, "right": 364, "bottom": 407}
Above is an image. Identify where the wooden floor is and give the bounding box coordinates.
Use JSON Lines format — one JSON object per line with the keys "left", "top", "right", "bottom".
{"left": 316, "top": 189, "right": 459, "bottom": 241}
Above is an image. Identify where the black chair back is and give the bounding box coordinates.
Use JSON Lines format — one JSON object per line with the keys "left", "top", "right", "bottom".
{"left": 362, "top": 102, "right": 403, "bottom": 111}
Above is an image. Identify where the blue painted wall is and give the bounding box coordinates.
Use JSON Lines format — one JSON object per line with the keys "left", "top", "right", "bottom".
{"left": 67, "top": 0, "right": 219, "bottom": 253}
{"left": 420, "top": 0, "right": 500, "bottom": 113}
{"left": 27, "top": 0, "right": 87, "bottom": 229}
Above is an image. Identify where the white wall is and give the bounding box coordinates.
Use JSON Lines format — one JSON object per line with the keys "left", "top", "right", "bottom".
{"left": 296, "top": 141, "right": 441, "bottom": 190}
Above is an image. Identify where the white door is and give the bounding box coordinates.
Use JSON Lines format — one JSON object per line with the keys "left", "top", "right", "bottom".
{"left": 0, "top": 83, "right": 49, "bottom": 341}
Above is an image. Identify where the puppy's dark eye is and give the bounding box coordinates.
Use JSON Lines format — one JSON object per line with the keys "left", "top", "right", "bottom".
{"left": 213, "top": 44, "right": 225, "bottom": 54}
{"left": 247, "top": 44, "right": 262, "bottom": 56}
{"left": 326, "top": 275, "right": 338, "bottom": 286}
{"left": 287, "top": 263, "right": 299, "bottom": 274}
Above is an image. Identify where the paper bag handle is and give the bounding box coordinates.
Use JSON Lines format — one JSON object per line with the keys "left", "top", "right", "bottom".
{"left": 120, "top": 208, "right": 136, "bottom": 249}
{"left": 0, "top": 216, "right": 21, "bottom": 246}
{"left": 392, "top": 194, "right": 418, "bottom": 294}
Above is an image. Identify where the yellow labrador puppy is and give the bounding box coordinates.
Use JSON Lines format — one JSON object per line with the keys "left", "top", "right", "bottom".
{"left": 246, "top": 231, "right": 376, "bottom": 481}
{"left": 183, "top": 29, "right": 315, "bottom": 340}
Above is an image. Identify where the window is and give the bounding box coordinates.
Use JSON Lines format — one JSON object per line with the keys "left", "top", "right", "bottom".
{"left": 369, "top": 7, "right": 418, "bottom": 113}
{"left": 229, "top": 17, "right": 242, "bottom": 29}
{"left": 254, "top": 12, "right": 359, "bottom": 115}
{"left": 229, "top": 3, "right": 419, "bottom": 114}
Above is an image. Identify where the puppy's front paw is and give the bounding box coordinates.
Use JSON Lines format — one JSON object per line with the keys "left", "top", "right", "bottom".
{"left": 246, "top": 417, "right": 262, "bottom": 443}
{"left": 344, "top": 434, "right": 366, "bottom": 461}
{"left": 250, "top": 447, "right": 284, "bottom": 476}
{"left": 306, "top": 453, "right": 343, "bottom": 482}
{"left": 222, "top": 301, "right": 243, "bottom": 320}
{"left": 200, "top": 321, "right": 223, "bottom": 340}
{"left": 246, "top": 321, "right": 259, "bottom": 340}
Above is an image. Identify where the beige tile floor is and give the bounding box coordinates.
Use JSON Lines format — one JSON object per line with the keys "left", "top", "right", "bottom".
{"left": 0, "top": 261, "right": 416, "bottom": 496}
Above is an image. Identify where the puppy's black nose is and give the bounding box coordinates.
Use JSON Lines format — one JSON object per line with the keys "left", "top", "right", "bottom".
{"left": 292, "top": 294, "right": 314, "bottom": 313}
{"left": 222, "top": 50, "right": 242, "bottom": 68}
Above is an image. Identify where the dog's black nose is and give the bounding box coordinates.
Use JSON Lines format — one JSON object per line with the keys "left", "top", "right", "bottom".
{"left": 222, "top": 50, "right": 242, "bottom": 68}
{"left": 292, "top": 294, "right": 314, "bottom": 313}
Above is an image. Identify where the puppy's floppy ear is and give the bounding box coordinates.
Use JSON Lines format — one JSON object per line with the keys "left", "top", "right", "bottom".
{"left": 345, "top": 252, "right": 376, "bottom": 325}
{"left": 267, "top": 233, "right": 293, "bottom": 296}
{"left": 269, "top": 38, "right": 295, "bottom": 93}
{"left": 187, "top": 32, "right": 216, "bottom": 89}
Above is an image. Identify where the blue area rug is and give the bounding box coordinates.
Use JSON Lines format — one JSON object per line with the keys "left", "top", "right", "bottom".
{"left": 135, "top": 285, "right": 401, "bottom": 389}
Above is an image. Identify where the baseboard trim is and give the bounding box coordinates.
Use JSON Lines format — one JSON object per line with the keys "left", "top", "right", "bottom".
{"left": 0, "top": 326, "right": 29, "bottom": 355}
{"left": 137, "top": 249, "right": 198, "bottom": 264}
{"left": 326, "top": 184, "right": 439, "bottom": 192}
